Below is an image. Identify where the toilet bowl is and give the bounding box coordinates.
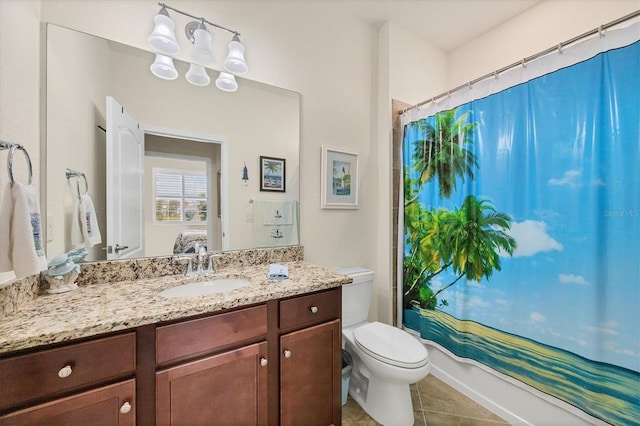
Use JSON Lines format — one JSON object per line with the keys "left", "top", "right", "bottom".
{"left": 339, "top": 267, "right": 430, "bottom": 426}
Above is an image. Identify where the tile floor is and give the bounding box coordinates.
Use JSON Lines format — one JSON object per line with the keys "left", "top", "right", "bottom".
{"left": 342, "top": 375, "right": 509, "bottom": 426}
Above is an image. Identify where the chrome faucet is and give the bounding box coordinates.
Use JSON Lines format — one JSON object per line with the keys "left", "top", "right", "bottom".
{"left": 195, "top": 242, "right": 207, "bottom": 274}
{"left": 177, "top": 243, "right": 221, "bottom": 276}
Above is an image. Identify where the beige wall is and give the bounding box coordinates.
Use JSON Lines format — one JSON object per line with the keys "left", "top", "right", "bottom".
{"left": 46, "top": 24, "right": 109, "bottom": 261}
{"left": 0, "top": 0, "right": 42, "bottom": 283}
{"left": 447, "top": 0, "right": 639, "bottom": 88}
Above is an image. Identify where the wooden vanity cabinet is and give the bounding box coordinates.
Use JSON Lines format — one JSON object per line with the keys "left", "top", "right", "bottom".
{"left": 154, "top": 305, "right": 269, "bottom": 425}
{"left": 0, "top": 380, "right": 135, "bottom": 426}
{"left": 0, "top": 287, "right": 342, "bottom": 426}
{"left": 156, "top": 342, "right": 268, "bottom": 425}
{"left": 279, "top": 288, "right": 342, "bottom": 426}
{"left": 0, "top": 332, "right": 136, "bottom": 425}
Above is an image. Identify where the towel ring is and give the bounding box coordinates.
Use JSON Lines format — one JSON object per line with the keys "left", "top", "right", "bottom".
{"left": 76, "top": 174, "right": 88, "bottom": 200}
{"left": 7, "top": 144, "right": 33, "bottom": 187}
{"left": 65, "top": 168, "right": 89, "bottom": 200}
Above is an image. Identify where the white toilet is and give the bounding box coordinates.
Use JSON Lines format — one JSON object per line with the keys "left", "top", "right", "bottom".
{"left": 339, "top": 267, "right": 430, "bottom": 426}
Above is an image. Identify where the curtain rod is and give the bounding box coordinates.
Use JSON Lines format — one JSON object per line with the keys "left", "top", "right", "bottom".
{"left": 401, "top": 9, "right": 640, "bottom": 115}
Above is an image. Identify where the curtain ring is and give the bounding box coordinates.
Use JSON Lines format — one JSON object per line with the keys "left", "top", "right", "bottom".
{"left": 7, "top": 144, "right": 33, "bottom": 187}
{"left": 557, "top": 43, "right": 563, "bottom": 54}
{"left": 521, "top": 58, "right": 527, "bottom": 68}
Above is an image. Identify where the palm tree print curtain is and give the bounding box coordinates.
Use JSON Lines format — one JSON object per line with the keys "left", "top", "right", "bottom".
{"left": 401, "top": 25, "right": 639, "bottom": 425}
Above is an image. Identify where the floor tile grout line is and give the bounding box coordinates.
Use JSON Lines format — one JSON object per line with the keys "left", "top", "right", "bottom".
{"left": 422, "top": 408, "right": 510, "bottom": 424}
{"left": 414, "top": 383, "right": 428, "bottom": 426}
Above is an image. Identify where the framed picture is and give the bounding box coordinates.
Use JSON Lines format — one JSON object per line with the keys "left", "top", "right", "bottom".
{"left": 321, "top": 145, "right": 358, "bottom": 209}
{"left": 260, "top": 156, "right": 286, "bottom": 192}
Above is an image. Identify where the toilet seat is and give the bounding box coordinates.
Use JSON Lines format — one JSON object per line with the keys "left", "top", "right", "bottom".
{"left": 353, "top": 322, "right": 428, "bottom": 369}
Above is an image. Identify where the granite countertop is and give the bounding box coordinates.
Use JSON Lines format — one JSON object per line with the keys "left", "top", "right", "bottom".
{"left": 0, "top": 261, "right": 350, "bottom": 355}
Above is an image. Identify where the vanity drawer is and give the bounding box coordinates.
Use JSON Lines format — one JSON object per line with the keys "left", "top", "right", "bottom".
{"left": 156, "top": 304, "right": 267, "bottom": 366}
{"left": 0, "top": 332, "right": 136, "bottom": 411}
{"left": 279, "top": 288, "right": 341, "bottom": 330}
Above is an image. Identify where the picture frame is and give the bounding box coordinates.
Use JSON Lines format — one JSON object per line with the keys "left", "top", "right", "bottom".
{"left": 321, "top": 145, "right": 358, "bottom": 209}
{"left": 260, "top": 156, "right": 286, "bottom": 192}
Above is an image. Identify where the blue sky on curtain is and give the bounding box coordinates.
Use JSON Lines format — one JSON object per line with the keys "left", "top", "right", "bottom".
{"left": 400, "top": 22, "right": 639, "bottom": 425}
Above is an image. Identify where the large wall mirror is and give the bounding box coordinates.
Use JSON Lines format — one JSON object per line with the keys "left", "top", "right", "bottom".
{"left": 45, "top": 24, "right": 300, "bottom": 262}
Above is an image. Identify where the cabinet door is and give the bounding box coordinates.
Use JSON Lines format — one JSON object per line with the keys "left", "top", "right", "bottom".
{"left": 0, "top": 379, "right": 135, "bottom": 426}
{"left": 280, "top": 320, "right": 341, "bottom": 426}
{"left": 156, "top": 342, "right": 268, "bottom": 425}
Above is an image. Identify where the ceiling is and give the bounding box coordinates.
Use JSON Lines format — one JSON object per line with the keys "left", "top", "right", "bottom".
{"left": 323, "top": 0, "right": 542, "bottom": 52}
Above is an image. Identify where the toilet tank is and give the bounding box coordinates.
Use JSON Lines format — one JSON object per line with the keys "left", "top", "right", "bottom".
{"left": 337, "top": 267, "right": 375, "bottom": 328}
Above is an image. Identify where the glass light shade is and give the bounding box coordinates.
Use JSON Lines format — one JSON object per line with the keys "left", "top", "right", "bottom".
{"left": 150, "top": 54, "right": 178, "bottom": 80}
{"left": 185, "top": 63, "right": 211, "bottom": 86}
{"left": 223, "top": 38, "right": 248, "bottom": 74}
{"left": 191, "top": 28, "right": 216, "bottom": 64}
{"left": 148, "top": 13, "right": 180, "bottom": 56}
{"left": 215, "top": 72, "right": 238, "bottom": 92}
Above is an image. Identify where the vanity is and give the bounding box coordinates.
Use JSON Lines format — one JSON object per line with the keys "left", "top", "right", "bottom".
{"left": 0, "top": 247, "right": 349, "bottom": 425}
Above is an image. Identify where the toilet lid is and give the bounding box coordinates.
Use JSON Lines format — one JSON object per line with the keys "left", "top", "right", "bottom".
{"left": 353, "top": 322, "right": 428, "bottom": 369}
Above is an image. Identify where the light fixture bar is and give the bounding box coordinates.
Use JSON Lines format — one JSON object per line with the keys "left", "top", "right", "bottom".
{"left": 158, "top": 2, "right": 240, "bottom": 37}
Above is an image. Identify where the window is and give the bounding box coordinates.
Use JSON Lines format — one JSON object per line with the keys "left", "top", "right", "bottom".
{"left": 154, "top": 168, "right": 207, "bottom": 223}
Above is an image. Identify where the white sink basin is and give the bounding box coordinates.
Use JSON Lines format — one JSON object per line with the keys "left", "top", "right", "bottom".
{"left": 159, "top": 278, "right": 250, "bottom": 298}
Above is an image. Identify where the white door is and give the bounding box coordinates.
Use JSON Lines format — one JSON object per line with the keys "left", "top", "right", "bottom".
{"left": 106, "top": 96, "right": 145, "bottom": 259}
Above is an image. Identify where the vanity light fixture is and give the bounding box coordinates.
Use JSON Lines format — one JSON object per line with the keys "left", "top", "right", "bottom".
{"left": 224, "top": 35, "right": 248, "bottom": 75}
{"left": 185, "top": 63, "right": 211, "bottom": 86}
{"left": 215, "top": 72, "right": 238, "bottom": 92}
{"left": 148, "top": 5, "right": 181, "bottom": 56}
{"left": 148, "top": 2, "right": 248, "bottom": 92}
{"left": 150, "top": 54, "right": 179, "bottom": 80}
{"left": 186, "top": 20, "right": 216, "bottom": 64}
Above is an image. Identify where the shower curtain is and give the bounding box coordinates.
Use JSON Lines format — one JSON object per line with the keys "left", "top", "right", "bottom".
{"left": 400, "top": 23, "right": 639, "bottom": 425}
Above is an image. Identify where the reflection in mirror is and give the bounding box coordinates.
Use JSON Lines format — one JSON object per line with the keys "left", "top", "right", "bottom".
{"left": 45, "top": 24, "right": 300, "bottom": 262}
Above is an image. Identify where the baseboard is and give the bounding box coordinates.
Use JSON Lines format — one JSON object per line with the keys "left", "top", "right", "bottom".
{"left": 421, "top": 340, "right": 608, "bottom": 426}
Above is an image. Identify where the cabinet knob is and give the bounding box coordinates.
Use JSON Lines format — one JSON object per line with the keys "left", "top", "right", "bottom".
{"left": 120, "top": 402, "right": 132, "bottom": 414}
{"left": 310, "top": 306, "right": 319, "bottom": 314}
{"left": 260, "top": 357, "right": 268, "bottom": 367}
{"left": 58, "top": 365, "right": 73, "bottom": 378}
{"left": 283, "top": 349, "right": 292, "bottom": 358}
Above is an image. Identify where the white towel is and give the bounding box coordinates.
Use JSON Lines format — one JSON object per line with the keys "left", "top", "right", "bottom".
{"left": 0, "top": 182, "right": 48, "bottom": 278}
{"left": 268, "top": 264, "right": 289, "bottom": 280}
{"left": 253, "top": 201, "right": 299, "bottom": 247}
{"left": 262, "top": 201, "right": 295, "bottom": 225}
{"left": 78, "top": 193, "right": 102, "bottom": 247}
{"left": 70, "top": 196, "right": 83, "bottom": 247}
